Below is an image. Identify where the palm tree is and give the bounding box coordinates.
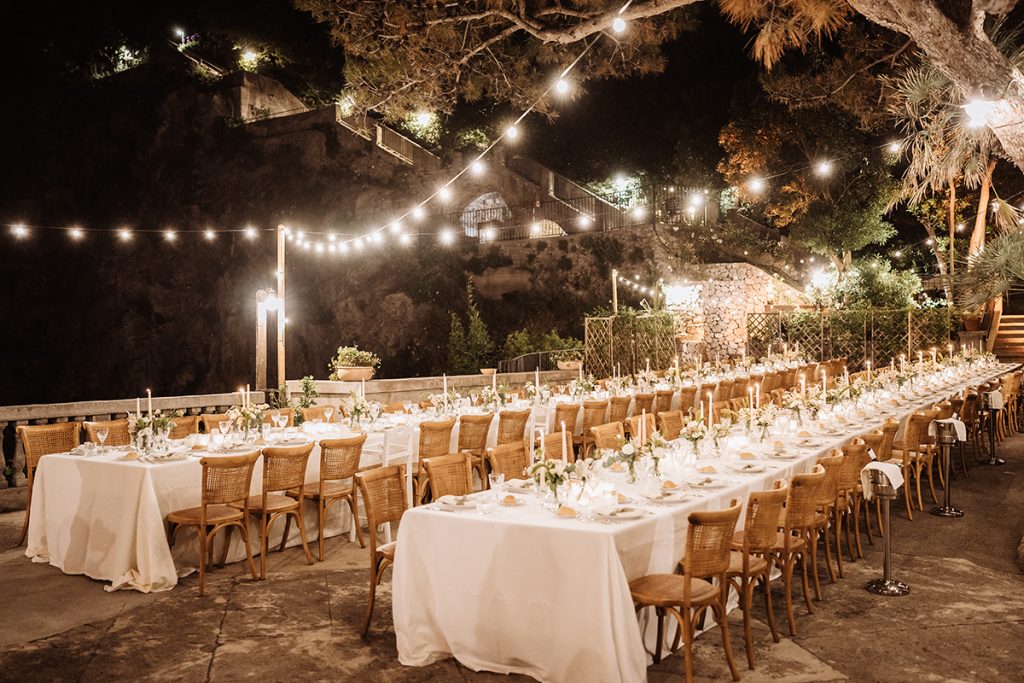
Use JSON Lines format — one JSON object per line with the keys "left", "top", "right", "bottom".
{"left": 957, "top": 229, "right": 1024, "bottom": 310}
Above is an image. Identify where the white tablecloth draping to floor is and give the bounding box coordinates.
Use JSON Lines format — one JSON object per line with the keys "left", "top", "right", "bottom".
{"left": 393, "top": 364, "right": 1017, "bottom": 683}
{"left": 25, "top": 443, "right": 350, "bottom": 593}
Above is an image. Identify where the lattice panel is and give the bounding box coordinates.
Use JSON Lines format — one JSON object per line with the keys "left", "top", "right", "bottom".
{"left": 870, "top": 310, "right": 911, "bottom": 368}
{"left": 782, "top": 312, "right": 825, "bottom": 362}
{"left": 584, "top": 316, "right": 614, "bottom": 379}
{"left": 910, "top": 309, "right": 954, "bottom": 353}
{"left": 746, "top": 313, "right": 780, "bottom": 360}
{"left": 828, "top": 311, "right": 868, "bottom": 370}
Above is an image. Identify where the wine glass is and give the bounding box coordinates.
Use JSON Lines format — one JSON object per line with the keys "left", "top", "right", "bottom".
{"left": 218, "top": 421, "right": 231, "bottom": 436}
{"left": 324, "top": 407, "right": 334, "bottom": 424}
{"left": 403, "top": 401, "right": 413, "bottom": 414}
{"left": 96, "top": 427, "right": 109, "bottom": 452}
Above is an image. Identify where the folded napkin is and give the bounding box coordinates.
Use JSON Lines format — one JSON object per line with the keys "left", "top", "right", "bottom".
{"left": 928, "top": 417, "right": 967, "bottom": 442}
{"left": 983, "top": 390, "right": 1004, "bottom": 410}
{"left": 122, "top": 451, "right": 140, "bottom": 461}
{"left": 860, "top": 462, "right": 904, "bottom": 500}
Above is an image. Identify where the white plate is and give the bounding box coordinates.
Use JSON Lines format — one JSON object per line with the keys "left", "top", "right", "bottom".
{"left": 596, "top": 506, "right": 645, "bottom": 521}
{"left": 770, "top": 451, "right": 799, "bottom": 461}
{"left": 275, "top": 438, "right": 309, "bottom": 447}
{"left": 730, "top": 463, "right": 767, "bottom": 474}
{"left": 498, "top": 495, "right": 525, "bottom": 507}
{"left": 436, "top": 495, "right": 477, "bottom": 512}
{"left": 643, "top": 491, "right": 689, "bottom": 504}
{"left": 688, "top": 478, "right": 728, "bottom": 490}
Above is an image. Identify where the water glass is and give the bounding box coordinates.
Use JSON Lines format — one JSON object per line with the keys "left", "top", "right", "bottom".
{"left": 218, "top": 421, "right": 231, "bottom": 436}
{"left": 96, "top": 427, "right": 109, "bottom": 452}
{"left": 488, "top": 473, "right": 505, "bottom": 497}
{"left": 324, "top": 407, "right": 334, "bottom": 423}
{"left": 403, "top": 401, "right": 413, "bottom": 414}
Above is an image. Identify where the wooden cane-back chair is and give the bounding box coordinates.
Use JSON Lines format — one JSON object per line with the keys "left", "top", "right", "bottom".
{"left": 633, "top": 393, "right": 656, "bottom": 416}
{"left": 485, "top": 439, "right": 531, "bottom": 481}
{"left": 83, "top": 419, "right": 131, "bottom": 447}
{"left": 424, "top": 452, "right": 474, "bottom": 498}
{"left": 658, "top": 411, "right": 683, "bottom": 440}
{"left": 355, "top": 464, "right": 407, "bottom": 636}
{"left": 16, "top": 422, "right": 81, "bottom": 546}
{"left": 713, "top": 380, "right": 734, "bottom": 402}
{"left": 773, "top": 465, "right": 825, "bottom": 636}
{"left": 290, "top": 434, "right": 367, "bottom": 561}
{"left": 458, "top": 412, "right": 494, "bottom": 489}
{"left": 236, "top": 443, "right": 315, "bottom": 579}
{"left": 166, "top": 451, "right": 260, "bottom": 596}
{"left": 577, "top": 400, "right": 609, "bottom": 458}
{"left": 200, "top": 413, "right": 229, "bottom": 434}
{"left": 496, "top": 409, "right": 530, "bottom": 445}
{"left": 551, "top": 403, "right": 581, "bottom": 442}
{"left": 625, "top": 413, "right": 657, "bottom": 445}
{"left": 608, "top": 396, "right": 632, "bottom": 425}
{"left": 170, "top": 415, "right": 200, "bottom": 438}
{"left": 628, "top": 501, "right": 743, "bottom": 682}
{"left": 729, "top": 481, "right": 788, "bottom": 668}
{"left": 889, "top": 409, "right": 939, "bottom": 517}
{"left": 836, "top": 441, "right": 870, "bottom": 563}
{"left": 590, "top": 422, "right": 625, "bottom": 452}
{"left": 655, "top": 390, "right": 675, "bottom": 415}
{"left": 677, "top": 386, "right": 698, "bottom": 416}
{"left": 540, "top": 429, "right": 574, "bottom": 461}
{"left": 810, "top": 451, "right": 845, "bottom": 597}
{"left": 414, "top": 418, "right": 456, "bottom": 504}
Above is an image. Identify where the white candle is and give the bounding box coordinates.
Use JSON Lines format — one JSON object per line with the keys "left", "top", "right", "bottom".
{"left": 535, "top": 367, "right": 540, "bottom": 390}
{"left": 147, "top": 388, "right": 153, "bottom": 417}
{"left": 246, "top": 384, "right": 250, "bottom": 409}
{"left": 136, "top": 397, "right": 141, "bottom": 415}
{"left": 900, "top": 355, "right": 906, "bottom": 373}
{"left": 560, "top": 421, "right": 568, "bottom": 462}
{"left": 579, "top": 364, "right": 583, "bottom": 381}
{"left": 843, "top": 367, "right": 849, "bottom": 385}
{"left": 866, "top": 360, "right": 872, "bottom": 384}
{"left": 917, "top": 350, "right": 923, "bottom": 366}
{"left": 947, "top": 343, "right": 953, "bottom": 358}
{"left": 748, "top": 386, "right": 753, "bottom": 407}
{"left": 783, "top": 342, "right": 788, "bottom": 355}
{"left": 706, "top": 392, "right": 713, "bottom": 427}
{"left": 238, "top": 388, "right": 244, "bottom": 410}
{"left": 931, "top": 348, "right": 937, "bottom": 364}
{"left": 741, "top": 348, "right": 746, "bottom": 364}
{"left": 492, "top": 372, "right": 497, "bottom": 392}
{"left": 443, "top": 373, "right": 448, "bottom": 397}
{"left": 768, "top": 342, "right": 772, "bottom": 357}
{"left": 646, "top": 357, "right": 651, "bottom": 373}
{"left": 755, "top": 384, "right": 760, "bottom": 409}
{"left": 821, "top": 371, "right": 827, "bottom": 394}
{"left": 361, "top": 379, "right": 366, "bottom": 399}
{"left": 640, "top": 410, "right": 646, "bottom": 444}
{"left": 800, "top": 374, "right": 806, "bottom": 397}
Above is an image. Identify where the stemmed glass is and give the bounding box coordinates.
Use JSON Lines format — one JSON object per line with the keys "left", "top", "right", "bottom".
{"left": 96, "top": 427, "right": 109, "bottom": 453}
{"left": 218, "top": 420, "right": 231, "bottom": 447}
{"left": 370, "top": 403, "right": 382, "bottom": 422}
{"left": 403, "top": 401, "right": 413, "bottom": 415}
{"left": 324, "top": 407, "right": 334, "bottom": 424}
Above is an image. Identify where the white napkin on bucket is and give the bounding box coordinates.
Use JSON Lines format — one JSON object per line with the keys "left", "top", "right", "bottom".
{"left": 928, "top": 417, "right": 967, "bottom": 442}
{"left": 860, "top": 462, "right": 904, "bottom": 501}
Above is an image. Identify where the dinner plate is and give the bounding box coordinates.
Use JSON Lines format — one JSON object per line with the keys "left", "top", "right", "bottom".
{"left": 730, "top": 463, "right": 767, "bottom": 474}
{"left": 643, "top": 491, "right": 689, "bottom": 504}
{"left": 499, "top": 495, "right": 524, "bottom": 507}
{"left": 595, "top": 506, "right": 644, "bottom": 521}
{"left": 769, "top": 451, "right": 799, "bottom": 460}
{"left": 275, "top": 438, "right": 310, "bottom": 447}
{"left": 688, "top": 478, "right": 728, "bottom": 490}
{"left": 436, "top": 495, "right": 477, "bottom": 512}
{"left": 797, "top": 438, "right": 823, "bottom": 447}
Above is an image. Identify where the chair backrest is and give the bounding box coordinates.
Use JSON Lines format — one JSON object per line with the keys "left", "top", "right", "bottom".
{"left": 355, "top": 465, "right": 407, "bottom": 553}
{"left": 655, "top": 390, "right": 675, "bottom": 414}
{"left": 814, "top": 451, "right": 845, "bottom": 507}
{"left": 657, "top": 411, "right": 682, "bottom": 440}
{"left": 590, "top": 421, "right": 625, "bottom": 451}
{"left": 200, "top": 451, "right": 260, "bottom": 506}
{"left": 899, "top": 409, "right": 937, "bottom": 455}
{"left": 581, "top": 400, "right": 609, "bottom": 433}
{"left": 625, "top": 413, "right": 657, "bottom": 443}
{"left": 683, "top": 501, "right": 742, "bottom": 578}
{"left": 741, "top": 481, "right": 789, "bottom": 553}
{"left": 169, "top": 414, "right": 200, "bottom": 439}
{"left": 838, "top": 441, "right": 869, "bottom": 493}
{"left": 18, "top": 422, "right": 81, "bottom": 471}
{"left": 200, "top": 413, "right": 229, "bottom": 434}
{"left": 319, "top": 434, "right": 367, "bottom": 482}
{"left": 711, "top": 399, "right": 731, "bottom": 424}
{"left": 877, "top": 417, "right": 899, "bottom": 461}
{"left": 608, "top": 396, "right": 632, "bottom": 424}
{"left": 677, "top": 386, "right": 698, "bottom": 415}
{"left": 263, "top": 408, "right": 295, "bottom": 427}
{"left": 496, "top": 409, "right": 530, "bottom": 445}
{"left": 553, "top": 403, "right": 581, "bottom": 434}
{"left": 260, "top": 443, "right": 315, "bottom": 493}
{"left": 300, "top": 406, "right": 331, "bottom": 423}
{"left": 424, "top": 453, "right": 473, "bottom": 498}
{"left": 418, "top": 418, "right": 456, "bottom": 458}
{"left": 783, "top": 465, "right": 826, "bottom": 530}
{"left": 458, "top": 413, "right": 494, "bottom": 455}
{"left": 960, "top": 391, "right": 979, "bottom": 424}
{"left": 633, "top": 393, "right": 655, "bottom": 415}
{"left": 713, "top": 380, "right": 734, "bottom": 402}
{"left": 83, "top": 419, "right": 131, "bottom": 446}
{"left": 541, "top": 430, "right": 573, "bottom": 461}
{"left": 486, "top": 439, "right": 531, "bottom": 481}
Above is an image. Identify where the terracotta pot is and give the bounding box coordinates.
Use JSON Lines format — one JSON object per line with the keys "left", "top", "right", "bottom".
{"left": 557, "top": 360, "right": 583, "bottom": 371}
{"left": 480, "top": 368, "right": 497, "bottom": 376}
{"left": 334, "top": 366, "right": 375, "bottom": 381}
{"left": 962, "top": 315, "right": 984, "bottom": 332}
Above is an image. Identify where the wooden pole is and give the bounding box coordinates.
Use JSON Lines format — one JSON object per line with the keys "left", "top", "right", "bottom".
{"left": 256, "top": 295, "right": 267, "bottom": 391}
{"left": 612, "top": 268, "right": 619, "bottom": 315}
{"left": 276, "top": 225, "right": 287, "bottom": 391}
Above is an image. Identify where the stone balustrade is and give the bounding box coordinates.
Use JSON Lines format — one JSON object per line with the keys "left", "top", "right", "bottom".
{"left": 0, "top": 392, "right": 265, "bottom": 504}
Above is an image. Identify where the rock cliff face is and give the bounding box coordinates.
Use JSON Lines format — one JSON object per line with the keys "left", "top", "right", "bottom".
{"left": 0, "top": 64, "right": 757, "bottom": 406}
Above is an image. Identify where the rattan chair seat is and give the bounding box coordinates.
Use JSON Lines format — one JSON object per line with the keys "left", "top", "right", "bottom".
{"left": 288, "top": 480, "right": 352, "bottom": 498}
{"left": 628, "top": 574, "right": 718, "bottom": 607}
{"left": 234, "top": 493, "right": 299, "bottom": 513}
{"left": 166, "top": 504, "right": 245, "bottom": 526}
{"left": 726, "top": 551, "right": 768, "bottom": 576}
{"left": 768, "top": 531, "right": 808, "bottom": 553}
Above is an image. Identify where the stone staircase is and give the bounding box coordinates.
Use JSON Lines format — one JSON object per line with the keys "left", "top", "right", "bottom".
{"left": 993, "top": 314, "right": 1024, "bottom": 362}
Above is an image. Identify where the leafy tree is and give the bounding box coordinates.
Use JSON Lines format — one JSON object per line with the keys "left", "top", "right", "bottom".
{"left": 297, "top": 0, "right": 1024, "bottom": 171}
{"left": 828, "top": 258, "right": 923, "bottom": 309}
{"left": 447, "top": 281, "right": 495, "bottom": 373}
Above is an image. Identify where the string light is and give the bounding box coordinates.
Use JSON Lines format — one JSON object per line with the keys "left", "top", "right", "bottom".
{"left": 748, "top": 177, "right": 766, "bottom": 193}
{"left": 631, "top": 206, "right": 646, "bottom": 220}
{"left": 470, "top": 160, "right": 485, "bottom": 175}
{"left": 68, "top": 227, "right": 84, "bottom": 241}
{"left": 389, "top": 221, "right": 403, "bottom": 234}
{"left": 414, "top": 111, "right": 432, "bottom": 126}
{"left": 244, "top": 226, "right": 257, "bottom": 239}
{"left": 555, "top": 78, "right": 570, "bottom": 95}
{"left": 438, "top": 186, "right": 452, "bottom": 201}
{"left": 505, "top": 125, "right": 519, "bottom": 140}
{"left": 815, "top": 160, "right": 833, "bottom": 176}
{"left": 578, "top": 215, "right": 592, "bottom": 229}
{"left": 11, "top": 224, "right": 28, "bottom": 239}
{"left": 164, "top": 229, "right": 177, "bottom": 242}
{"left": 612, "top": 17, "right": 627, "bottom": 33}
{"left": 204, "top": 229, "right": 216, "bottom": 241}
{"left": 439, "top": 229, "right": 454, "bottom": 245}
{"left": 617, "top": 273, "right": 662, "bottom": 297}
{"left": 118, "top": 228, "right": 132, "bottom": 241}
{"left": 411, "top": 206, "right": 425, "bottom": 221}
{"left": 887, "top": 140, "right": 902, "bottom": 154}
{"left": 399, "top": 233, "right": 412, "bottom": 246}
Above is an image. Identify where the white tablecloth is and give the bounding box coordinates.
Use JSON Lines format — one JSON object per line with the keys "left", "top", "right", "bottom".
{"left": 393, "top": 364, "right": 1016, "bottom": 682}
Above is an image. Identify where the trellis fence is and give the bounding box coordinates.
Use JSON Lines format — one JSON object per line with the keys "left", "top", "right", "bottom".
{"left": 746, "top": 309, "right": 957, "bottom": 371}
{"left": 584, "top": 312, "right": 676, "bottom": 378}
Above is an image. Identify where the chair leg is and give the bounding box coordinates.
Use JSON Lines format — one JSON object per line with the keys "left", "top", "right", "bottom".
{"left": 295, "top": 508, "right": 314, "bottom": 565}
{"left": 902, "top": 469, "right": 914, "bottom": 520}
{"left": 259, "top": 514, "right": 269, "bottom": 580}
{"left": 834, "top": 509, "right": 845, "bottom": 578}
{"left": 18, "top": 507, "right": 29, "bottom": 547}
{"left": 279, "top": 513, "right": 292, "bottom": 553}
{"left": 926, "top": 462, "right": 939, "bottom": 505}
{"left": 800, "top": 551, "right": 815, "bottom": 615}
{"left": 742, "top": 578, "right": 755, "bottom": 669}
{"left": 666, "top": 607, "right": 694, "bottom": 683}
{"left": 822, "top": 520, "right": 836, "bottom": 586}
{"left": 218, "top": 525, "right": 232, "bottom": 567}
{"left": 198, "top": 525, "right": 208, "bottom": 597}
{"left": 783, "top": 556, "right": 797, "bottom": 636}
{"left": 240, "top": 521, "right": 258, "bottom": 581}
{"left": 349, "top": 493, "right": 366, "bottom": 548}
{"left": 843, "top": 506, "right": 856, "bottom": 563}
{"left": 318, "top": 497, "right": 326, "bottom": 562}
{"left": 760, "top": 565, "right": 780, "bottom": 643}
{"left": 362, "top": 560, "right": 384, "bottom": 637}
{"left": 653, "top": 607, "right": 664, "bottom": 664}
{"left": 714, "top": 596, "right": 740, "bottom": 682}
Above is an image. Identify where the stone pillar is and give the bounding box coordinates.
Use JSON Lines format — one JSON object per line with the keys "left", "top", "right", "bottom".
{"left": 11, "top": 420, "right": 27, "bottom": 487}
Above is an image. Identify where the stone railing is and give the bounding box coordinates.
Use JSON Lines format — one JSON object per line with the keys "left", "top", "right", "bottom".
{"left": 285, "top": 370, "right": 577, "bottom": 409}
{"left": 0, "top": 392, "right": 264, "bottom": 494}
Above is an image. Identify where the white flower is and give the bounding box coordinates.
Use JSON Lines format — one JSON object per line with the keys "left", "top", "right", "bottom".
{"left": 621, "top": 443, "right": 635, "bottom": 456}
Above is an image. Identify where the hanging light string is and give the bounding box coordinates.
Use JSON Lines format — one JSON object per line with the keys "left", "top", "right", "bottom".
{"left": 617, "top": 273, "right": 663, "bottom": 296}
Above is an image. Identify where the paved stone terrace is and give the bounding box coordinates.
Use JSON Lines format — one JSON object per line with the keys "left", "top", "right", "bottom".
{"left": 1, "top": 435, "right": 1022, "bottom": 683}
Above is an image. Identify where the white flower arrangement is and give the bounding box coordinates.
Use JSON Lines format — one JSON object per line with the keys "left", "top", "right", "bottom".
{"left": 226, "top": 403, "right": 269, "bottom": 434}
{"left": 569, "top": 374, "right": 597, "bottom": 396}
{"left": 478, "top": 384, "right": 511, "bottom": 408}
{"left": 428, "top": 388, "right": 462, "bottom": 410}
{"left": 636, "top": 368, "right": 659, "bottom": 390}
{"left": 528, "top": 457, "right": 576, "bottom": 494}
{"left": 605, "top": 375, "right": 633, "bottom": 394}
{"left": 126, "top": 410, "right": 180, "bottom": 441}
{"left": 345, "top": 392, "right": 382, "bottom": 421}
{"left": 523, "top": 381, "right": 552, "bottom": 402}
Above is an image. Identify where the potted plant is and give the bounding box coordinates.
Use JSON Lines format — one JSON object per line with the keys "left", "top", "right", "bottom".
{"left": 553, "top": 348, "right": 584, "bottom": 371}
{"left": 328, "top": 345, "right": 381, "bottom": 381}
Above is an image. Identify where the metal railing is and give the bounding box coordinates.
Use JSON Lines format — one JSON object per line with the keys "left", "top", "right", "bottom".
{"left": 497, "top": 349, "right": 584, "bottom": 374}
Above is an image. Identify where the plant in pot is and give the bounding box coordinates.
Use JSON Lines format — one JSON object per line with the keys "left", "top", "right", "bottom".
{"left": 552, "top": 348, "right": 584, "bottom": 371}
{"left": 328, "top": 346, "right": 381, "bottom": 381}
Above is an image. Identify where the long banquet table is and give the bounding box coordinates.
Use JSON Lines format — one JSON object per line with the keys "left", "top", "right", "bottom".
{"left": 392, "top": 362, "right": 1018, "bottom": 683}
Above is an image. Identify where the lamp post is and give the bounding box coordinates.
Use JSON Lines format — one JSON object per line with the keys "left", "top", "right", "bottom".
{"left": 256, "top": 288, "right": 279, "bottom": 390}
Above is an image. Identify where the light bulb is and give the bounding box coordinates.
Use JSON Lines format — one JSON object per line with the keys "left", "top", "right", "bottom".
{"left": 68, "top": 227, "right": 84, "bottom": 240}
{"left": 11, "top": 224, "right": 28, "bottom": 238}
{"left": 505, "top": 125, "right": 519, "bottom": 140}
{"left": 164, "top": 229, "right": 177, "bottom": 242}
{"left": 438, "top": 186, "right": 452, "bottom": 201}
{"left": 748, "top": 177, "right": 766, "bottom": 193}
{"left": 244, "top": 226, "right": 257, "bottom": 239}
{"left": 887, "top": 141, "right": 902, "bottom": 154}
{"left": 555, "top": 78, "right": 570, "bottom": 94}
{"left": 389, "top": 221, "right": 403, "bottom": 234}
{"left": 315, "top": 243, "right": 325, "bottom": 253}
{"left": 439, "top": 229, "right": 454, "bottom": 245}
{"left": 815, "top": 160, "right": 832, "bottom": 176}
{"left": 204, "top": 229, "right": 216, "bottom": 241}
{"left": 399, "top": 233, "right": 412, "bottom": 246}
{"left": 530, "top": 222, "right": 541, "bottom": 235}
{"left": 118, "top": 229, "right": 132, "bottom": 241}
{"left": 412, "top": 206, "right": 425, "bottom": 220}
{"left": 631, "top": 206, "right": 646, "bottom": 220}
{"left": 612, "top": 17, "right": 626, "bottom": 33}
{"left": 414, "top": 111, "right": 432, "bottom": 126}
{"left": 470, "top": 160, "right": 485, "bottom": 175}
{"left": 963, "top": 97, "right": 995, "bottom": 127}
{"left": 578, "top": 215, "right": 592, "bottom": 229}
